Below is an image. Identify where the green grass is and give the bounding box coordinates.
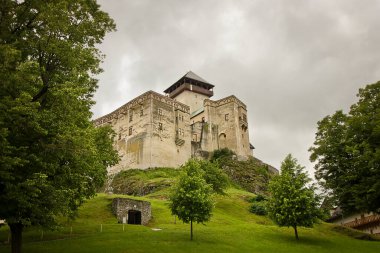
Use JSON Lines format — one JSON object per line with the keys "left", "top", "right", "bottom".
{"left": 110, "top": 167, "right": 180, "bottom": 195}
{"left": 0, "top": 188, "right": 379, "bottom": 253}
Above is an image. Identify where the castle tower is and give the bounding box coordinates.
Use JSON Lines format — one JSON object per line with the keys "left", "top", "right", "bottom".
{"left": 164, "top": 71, "right": 214, "bottom": 114}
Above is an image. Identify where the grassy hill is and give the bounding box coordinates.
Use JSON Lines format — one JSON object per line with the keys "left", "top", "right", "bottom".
{"left": 0, "top": 187, "right": 379, "bottom": 253}
{"left": 107, "top": 152, "right": 277, "bottom": 196}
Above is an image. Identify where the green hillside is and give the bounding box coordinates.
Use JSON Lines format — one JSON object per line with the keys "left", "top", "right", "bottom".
{"left": 0, "top": 187, "right": 379, "bottom": 253}
{"left": 107, "top": 152, "right": 277, "bottom": 196}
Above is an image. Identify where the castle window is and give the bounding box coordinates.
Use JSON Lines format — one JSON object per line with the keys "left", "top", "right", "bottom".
{"left": 129, "top": 126, "right": 133, "bottom": 136}
{"left": 158, "top": 122, "right": 163, "bottom": 131}
{"left": 225, "top": 114, "right": 229, "bottom": 121}
{"left": 140, "top": 109, "right": 143, "bottom": 117}
{"left": 129, "top": 111, "right": 133, "bottom": 122}
{"left": 158, "top": 108, "right": 162, "bottom": 115}
{"left": 192, "top": 134, "right": 197, "bottom": 142}
{"left": 243, "top": 114, "right": 247, "bottom": 122}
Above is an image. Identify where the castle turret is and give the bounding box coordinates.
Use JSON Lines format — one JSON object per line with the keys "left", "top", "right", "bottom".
{"left": 164, "top": 71, "right": 214, "bottom": 114}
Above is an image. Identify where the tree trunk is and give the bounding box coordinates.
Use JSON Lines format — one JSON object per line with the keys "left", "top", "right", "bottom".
{"left": 9, "top": 223, "right": 23, "bottom": 253}
{"left": 293, "top": 225, "right": 299, "bottom": 240}
{"left": 190, "top": 219, "right": 193, "bottom": 241}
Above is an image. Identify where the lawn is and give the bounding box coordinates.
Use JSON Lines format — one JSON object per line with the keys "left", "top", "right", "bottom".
{"left": 0, "top": 188, "right": 379, "bottom": 253}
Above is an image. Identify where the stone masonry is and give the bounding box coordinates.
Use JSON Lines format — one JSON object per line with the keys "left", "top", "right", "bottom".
{"left": 112, "top": 198, "right": 151, "bottom": 225}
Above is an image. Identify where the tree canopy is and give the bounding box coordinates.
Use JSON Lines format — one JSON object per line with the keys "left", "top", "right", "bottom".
{"left": 267, "top": 154, "right": 320, "bottom": 240}
{"left": 309, "top": 81, "right": 380, "bottom": 214}
{"left": 198, "top": 159, "right": 229, "bottom": 195}
{"left": 0, "top": 1, "right": 117, "bottom": 252}
{"left": 169, "top": 159, "right": 213, "bottom": 240}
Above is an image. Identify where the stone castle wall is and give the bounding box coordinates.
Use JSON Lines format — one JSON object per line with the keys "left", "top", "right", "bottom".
{"left": 94, "top": 88, "right": 252, "bottom": 173}
{"left": 94, "top": 91, "right": 191, "bottom": 174}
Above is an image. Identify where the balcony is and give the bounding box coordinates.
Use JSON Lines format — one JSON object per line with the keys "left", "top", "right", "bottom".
{"left": 169, "top": 84, "right": 213, "bottom": 98}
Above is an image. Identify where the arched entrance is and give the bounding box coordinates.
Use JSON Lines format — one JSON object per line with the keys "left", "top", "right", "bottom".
{"left": 128, "top": 210, "right": 142, "bottom": 224}
{"left": 219, "top": 133, "right": 227, "bottom": 149}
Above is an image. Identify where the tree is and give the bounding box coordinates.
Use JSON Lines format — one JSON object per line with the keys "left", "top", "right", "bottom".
{"left": 267, "top": 154, "right": 320, "bottom": 240}
{"left": 310, "top": 81, "right": 380, "bottom": 214}
{"left": 0, "top": 1, "right": 117, "bottom": 252}
{"left": 169, "top": 159, "right": 213, "bottom": 240}
{"left": 198, "top": 159, "right": 229, "bottom": 195}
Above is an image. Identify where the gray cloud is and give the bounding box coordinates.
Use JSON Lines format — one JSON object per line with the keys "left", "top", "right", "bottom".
{"left": 93, "top": 0, "right": 380, "bottom": 177}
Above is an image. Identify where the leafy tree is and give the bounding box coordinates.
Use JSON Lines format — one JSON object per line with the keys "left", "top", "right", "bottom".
{"left": 267, "top": 154, "right": 320, "bottom": 240}
{"left": 0, "top": 1, "right": 117, "bottom": 252}
{"left": 199, "top": 159, "right": 229, "bottom": 195}
{"left": 169, "top": 159, "right": 213, "bottom": 240}
{"left": 310, "top": 81, "right": 380, "bottom": 213}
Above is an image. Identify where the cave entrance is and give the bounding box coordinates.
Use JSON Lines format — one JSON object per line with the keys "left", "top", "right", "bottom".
{"left": 128, "top": 210, "right": 142, "bottom": 225}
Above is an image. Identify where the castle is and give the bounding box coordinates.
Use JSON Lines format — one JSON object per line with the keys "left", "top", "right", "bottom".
{"left": 94, "top": 71, "right": 253, "bottom": 174}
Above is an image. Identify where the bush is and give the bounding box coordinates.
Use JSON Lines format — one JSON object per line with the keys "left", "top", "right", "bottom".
{"left": 210, "top": 148, "right": 236, "bottom": 162}
{"left": 249, "top": 202, "right": 267, "bottom": 216}
{"left": 253, "top": 194, "right": 267, "bottom": 202}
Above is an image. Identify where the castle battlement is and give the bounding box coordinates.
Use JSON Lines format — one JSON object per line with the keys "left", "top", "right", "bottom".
{"left": 94, "top": 90, "right": 190, "bottom": 126}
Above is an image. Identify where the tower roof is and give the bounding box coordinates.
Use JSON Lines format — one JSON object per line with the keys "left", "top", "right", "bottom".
{"left": 164, "top": 71, "right": 214, "bottom": 95}
{"left": 183, "top": 71, "right": 211, "bottom": 84}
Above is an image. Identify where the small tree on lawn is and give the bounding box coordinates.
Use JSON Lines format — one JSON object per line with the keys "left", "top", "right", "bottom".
{"left": 169, "top": 159, "right": 213, "bottom": 240}
{"left": 267, "top": 154, "right": 320, "bottom": 240}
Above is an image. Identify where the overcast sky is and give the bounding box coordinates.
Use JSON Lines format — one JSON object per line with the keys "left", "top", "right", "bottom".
{"left": 93, "top": 0, "right": 380, "bottom": 177}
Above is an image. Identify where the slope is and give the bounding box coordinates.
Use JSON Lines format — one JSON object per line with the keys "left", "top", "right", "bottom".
{"left": 0, "top": 188, "right": 379, "bottom": 253}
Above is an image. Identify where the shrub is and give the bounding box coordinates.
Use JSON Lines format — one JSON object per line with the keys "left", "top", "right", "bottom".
{"left": 254, "top": 194, "right": 267, "bottom": 202}
{"left": 210, "top": 148, "right": 236, "bottom": 162}
{"left": 249, "top": 202, "right": 267, "bottom": 216}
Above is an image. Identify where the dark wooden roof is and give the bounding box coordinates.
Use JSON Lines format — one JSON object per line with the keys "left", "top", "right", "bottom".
{"left": 164, "top": 71, "right": 214, "bottom": 94}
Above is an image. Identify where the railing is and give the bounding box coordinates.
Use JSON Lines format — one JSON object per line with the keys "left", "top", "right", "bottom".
{"left": 344, "top": 214, "right": 380, "bottom": 228}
